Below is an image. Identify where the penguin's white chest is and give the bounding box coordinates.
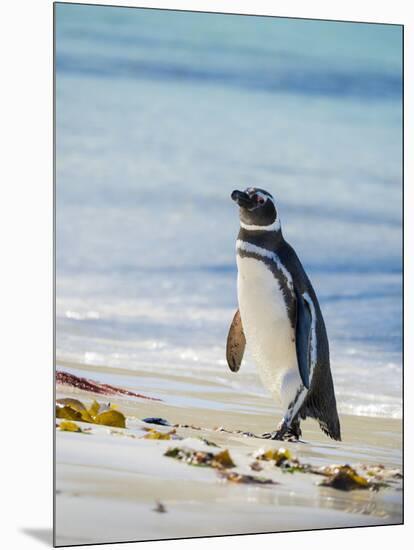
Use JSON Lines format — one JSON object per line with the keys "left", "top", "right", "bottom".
{"left": 237, "top": 255, "right": 299, "bottom": 402}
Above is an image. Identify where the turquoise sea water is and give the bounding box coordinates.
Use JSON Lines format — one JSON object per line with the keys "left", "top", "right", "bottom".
{"left": 55, "top": 4, "right": 402, "bottom": 418}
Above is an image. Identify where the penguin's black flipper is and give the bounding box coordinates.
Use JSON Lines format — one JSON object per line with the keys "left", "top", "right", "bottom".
{"left": 226, "top": 309, "right": 246, "bottom": 372}
{"left": 294, "top": 288, "right": 311, "bottom": 389}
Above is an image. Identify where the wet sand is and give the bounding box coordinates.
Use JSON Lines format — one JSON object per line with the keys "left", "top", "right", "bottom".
{"left": 55, "top": 360, "right": 402, "bottom": 547}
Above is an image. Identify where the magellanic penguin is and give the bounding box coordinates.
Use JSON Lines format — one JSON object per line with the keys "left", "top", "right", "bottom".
{"left": 227, "top": 187, "right": 341, "bottom": 441}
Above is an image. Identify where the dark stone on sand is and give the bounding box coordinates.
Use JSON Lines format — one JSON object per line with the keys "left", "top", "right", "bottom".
{"left": 142, "top": 417, "right": 171, "bottom": 426}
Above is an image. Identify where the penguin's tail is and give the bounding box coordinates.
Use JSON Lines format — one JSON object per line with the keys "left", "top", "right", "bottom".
{"left": 301, "top": 390, "right": 342, "bottom": 441}
{"left": 317, "top": 414, "right": 341, "bottom": 441}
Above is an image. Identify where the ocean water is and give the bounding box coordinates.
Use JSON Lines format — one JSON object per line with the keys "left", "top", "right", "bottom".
{"left": 55, "top": 4, "right": 402, "bottom": 419}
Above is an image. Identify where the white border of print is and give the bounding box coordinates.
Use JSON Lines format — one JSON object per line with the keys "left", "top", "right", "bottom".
{"left": 1, "top": 1, "right": 411, "bottom": 549}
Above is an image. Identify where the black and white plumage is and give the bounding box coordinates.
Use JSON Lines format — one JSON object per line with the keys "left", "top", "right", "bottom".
{"left": 227, "top": 187, "right": 341, "bottom": 441}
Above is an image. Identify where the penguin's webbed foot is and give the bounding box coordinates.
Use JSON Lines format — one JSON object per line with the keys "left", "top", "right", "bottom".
{"left": 261, "top": 419, "right": 302, "bottom": 441}
{"left": 261, "top": 430, "right": 299, "bottom": 441}
{"left": 261, "top": 430, "right": 285, "bottom": 440}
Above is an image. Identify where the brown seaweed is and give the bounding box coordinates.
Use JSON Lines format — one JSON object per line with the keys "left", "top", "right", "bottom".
{"left": 56, "top": 398, "right": 126, "bottom": 428}
{"left": 56, "top": 370, "right": 161, "bottom": 401}
{"left": 164, "top": 447, "right": 236, "bottom": 469}
{"left": 219, "top": 471, "right": 277, "bottom": 485}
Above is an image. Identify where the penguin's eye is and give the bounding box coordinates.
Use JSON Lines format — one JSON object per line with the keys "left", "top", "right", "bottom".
{"left": 253, "top": 194, "right": 265, "bottom": 205}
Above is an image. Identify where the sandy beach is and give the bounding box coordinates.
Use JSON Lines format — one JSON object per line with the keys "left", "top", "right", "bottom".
{"left": 55, "top": 360, "right": 402, "bottom": 547}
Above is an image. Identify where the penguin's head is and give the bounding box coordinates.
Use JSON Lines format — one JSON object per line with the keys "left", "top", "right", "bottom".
{"left": 231, "top": 187, "right": 280, "bottom": 231}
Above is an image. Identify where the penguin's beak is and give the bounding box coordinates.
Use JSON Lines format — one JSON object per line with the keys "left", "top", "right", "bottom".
{"left": 231, "top": 190, "right": 254, "bottom": 209}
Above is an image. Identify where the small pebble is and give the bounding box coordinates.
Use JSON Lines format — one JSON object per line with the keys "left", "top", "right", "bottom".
{"left": 153, "top": 501, "right": 167, "bottom": 513}
{"left": 250, "top": 461, "right": 263, "bottom": 472}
